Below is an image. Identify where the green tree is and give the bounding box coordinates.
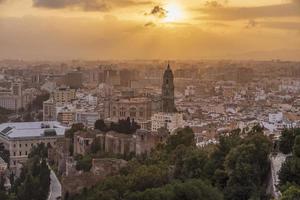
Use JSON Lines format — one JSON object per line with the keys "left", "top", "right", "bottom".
{"left": 279, "top": 129, "right": 300, "bottom": 154}
{"left": 126, "top": 179, "right": 223, "bottom": 200}
{"left": 281, "top": 185, "right": 300, "bottom": 200}
{"left": 166, "top": 127, "right": 195, "bottom": 152}
{"left": 279, "top": 136, "right": 300, "bottom": 187}
{"left": 94, "top": 119, "right": 108, "bottom": 132}
{"left": 75, "top": 155, "right": 92, "bottom": 172}
{"left": 224, "top": 134, "right": 271, "bottom": 200}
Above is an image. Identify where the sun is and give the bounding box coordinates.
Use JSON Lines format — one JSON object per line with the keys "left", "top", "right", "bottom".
{"left": 163, "top": 3, "right": 184, "bottom": 23}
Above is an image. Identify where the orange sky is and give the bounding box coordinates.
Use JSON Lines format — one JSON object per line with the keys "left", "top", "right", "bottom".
{"left": 0, "top": 0, "right": 299, "bottom": 61}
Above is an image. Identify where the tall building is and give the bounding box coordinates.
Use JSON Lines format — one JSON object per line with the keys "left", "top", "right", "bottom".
{"left": 53, "top": 86, "right": 76, "bottom": 104}
{"left": 162, "top": 64, "right": 176, "bottom": 113}
{"left": 64, "top": 70, "right": 83, "bottom": 89}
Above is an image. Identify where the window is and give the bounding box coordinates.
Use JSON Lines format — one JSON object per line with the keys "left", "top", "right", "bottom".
{"left": 13, "top": 152, "right": 16, "bottom": 156}
{"left": 139, "top": 108, "right": 145, "bottom": 118}
{"left": 25, "top": 144, "right": 28, "bottom": 147}
{"left": 13, "top": 161, "right": 16, "bottom": 166}
{"left": 112, "top": 106, "right": 117, "bottom": 117}
{"left": 13, "top": 144, "right": 16, "bottom": 148}
{"left": 19, "top": 151, "right": 22, "bottom": 156}
{"left": 19, "top": 144, "right": 21, "bottom": 148}
{"left": 25, "top": 151, "right": 28, "bottom": 155}
{"left": 129, "top": 107, "right": 137, "bottom": 118}
{"left": 120, "top": 107, "right": 126, "bottom": 117}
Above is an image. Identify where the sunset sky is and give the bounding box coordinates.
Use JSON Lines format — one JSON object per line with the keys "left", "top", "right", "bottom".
{"left": 0, "top": 0, "right": 299, "bottom": 60}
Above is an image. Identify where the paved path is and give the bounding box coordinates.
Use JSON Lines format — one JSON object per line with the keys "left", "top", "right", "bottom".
{"left": 48, "top": 169, "right": 62, "bottom": 200}
{"left": 269, "top": 153, "right": 289, "bottom": 200}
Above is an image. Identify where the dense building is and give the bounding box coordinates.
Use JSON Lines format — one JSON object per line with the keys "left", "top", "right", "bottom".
{"left": 0, "top": 121, "right": 67, "bottom": 171}
{"left": 53, "top": 86, "right": 76, "bottom": 104}
{"left": 162, "top": 64, "right": 176, "bottom": 113}
{"left": 151, "top": 112, "right": 185, "bottom": 134}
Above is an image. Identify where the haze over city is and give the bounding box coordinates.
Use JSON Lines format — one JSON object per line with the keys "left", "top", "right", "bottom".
{"left": 1, "top": 1, "right": 300, "bottom": 200}
{"left": 1, "top": 0, "right": 300, "bottom": 60}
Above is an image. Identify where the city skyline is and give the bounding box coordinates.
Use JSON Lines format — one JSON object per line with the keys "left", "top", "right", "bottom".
{"left": 0, "top": 0, "right": 300, "bottom": 61}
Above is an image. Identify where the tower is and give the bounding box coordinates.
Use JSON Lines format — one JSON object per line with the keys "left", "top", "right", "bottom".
{"left": 162, "top": 63, "right": 176, "bottom": 113}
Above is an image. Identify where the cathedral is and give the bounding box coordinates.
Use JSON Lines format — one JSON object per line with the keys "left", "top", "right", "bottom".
{"left": 162, "top": 63, "right": 176, "bottom": 113}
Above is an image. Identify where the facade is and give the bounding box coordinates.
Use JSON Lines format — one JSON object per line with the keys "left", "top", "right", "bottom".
{"left": 104, "top": 97, "right": 152, "bottom": 129}
{"left": 43, "top": 98, "right": 56, "bottom": 121}
{"left": 162, "top": 64, "right": 176, "bottom": 113}
{"left": 75, "top": 111, "right": 100, "bottom": 128}
{"left": 53, "top": 86, "right": 76, "bottom": 104}
{"left": 72, "top": 129, "right": 165, "bottom": 157}
{"left": 0, "top": 157, "right": 7, "bottom": 174}
{"left": 151, "top": 112, "right": 185, "bottom": 134}
{"left": 73, "top": 130, "right": 98, "bottom": 156}
{"left": 0, "top": 121, "right": 67, "bottom": 170}
{"left": 0, "top": 83, "right": 22, "bottom": 111}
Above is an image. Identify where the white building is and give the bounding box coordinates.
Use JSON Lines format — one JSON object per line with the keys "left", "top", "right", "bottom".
{"left": 269, "top": 112, "right": 283, "bottom": 124}
{"left": 0, "top": 121, "right": 68, "bottom": 170}
{"left": 0, "top": 83, "right": 22, "bottom": 111}
{"left": 76, "top": 111, "right": 100, "bottom": 128}
{"left": 151, "top": 112, "right": 185, "bottom": 134}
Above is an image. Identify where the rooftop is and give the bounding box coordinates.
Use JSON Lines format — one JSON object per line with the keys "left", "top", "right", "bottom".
{"left": 0, "top": 121, "right": 68, "bottom": 139}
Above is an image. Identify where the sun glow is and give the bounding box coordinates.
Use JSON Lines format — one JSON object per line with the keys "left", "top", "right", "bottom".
{"left": 163, "top": 3, "right": 184, "bottom": 23}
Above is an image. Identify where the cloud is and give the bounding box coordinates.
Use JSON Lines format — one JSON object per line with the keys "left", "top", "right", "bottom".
{"left": 197, "top": 3, "right": 300, "bottom": 20}
{"left": 144, "top": 22, "right": 155, "bottom": 27}
{"left": 32, "top": 0, "right": 151, "bottom": 12}
{"left": 204, "top": 0, "right": 228, "bottom": 8}
{"left": 245, "top": 19, "right": 257, "bottom": 29}
{"left": 147, "top": 5, "right": 167, "bottom": 18}
{"left": 261, "top": 21, "right": 300, "bottom": 31}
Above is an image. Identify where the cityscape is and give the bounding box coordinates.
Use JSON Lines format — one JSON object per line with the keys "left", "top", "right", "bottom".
{"left": 1, "top": 1, "right": 300, "bottom": 200}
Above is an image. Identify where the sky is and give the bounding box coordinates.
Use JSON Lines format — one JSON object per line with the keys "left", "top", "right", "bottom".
{"left": 0, "top": 0, "right": 299, "bottom": 61}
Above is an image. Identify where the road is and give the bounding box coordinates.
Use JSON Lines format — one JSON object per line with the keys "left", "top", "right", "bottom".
{"left": 48, "top": 169, "right": 62, "bottom": 200}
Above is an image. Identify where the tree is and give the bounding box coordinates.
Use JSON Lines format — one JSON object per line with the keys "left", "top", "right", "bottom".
{"left": 166, "top": 127, "right": 195, "bottom": 152}
{"left": 279, "top": 129, "right": 300, "bottom": 154}
{"left": 94, "top": 119, "right": 108, "bottom": 132}
{"left": 126, "top": 179, "right": 223, "bottom": 200}
{"left": 75, "top": 155, "right": 92, "bottom": 172}
{"left": 173, "top": 146, "right": 208, "bottom": 180}
{"left": 224, "top": 134, "right": 271, "bottom": 200}
{"left": 281, "top": 185, "right": 300, "bottom": 200}
{"left": 279, "top": 136, "right": 300, "bottom": 187}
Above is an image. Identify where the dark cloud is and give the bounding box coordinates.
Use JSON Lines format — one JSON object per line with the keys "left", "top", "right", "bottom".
{"left": 246, "top": 19, "right": 257, "bottom": 29}
{"left": 144, "top": 21, "right": 155, "bottom": 27}
{"left": 32, "top": 0, "right": 151, "bottom": 12}
{"left": 204, "top": 0, "right": 228, "bottom": 8}
{"left": 147, "top": 5, "right": 167, "bottom": 18}
{"left": 197, "top": 3, "right": 300, "bottom": 20}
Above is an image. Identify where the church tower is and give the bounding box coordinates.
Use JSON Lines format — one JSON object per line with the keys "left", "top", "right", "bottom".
{"left": 162, "top": 63, "right": 176, "bottom": 113}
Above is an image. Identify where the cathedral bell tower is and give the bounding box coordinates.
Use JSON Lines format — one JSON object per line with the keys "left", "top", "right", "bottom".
{"left": 162, "top": 63, "right": 176, "bottom": 113}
